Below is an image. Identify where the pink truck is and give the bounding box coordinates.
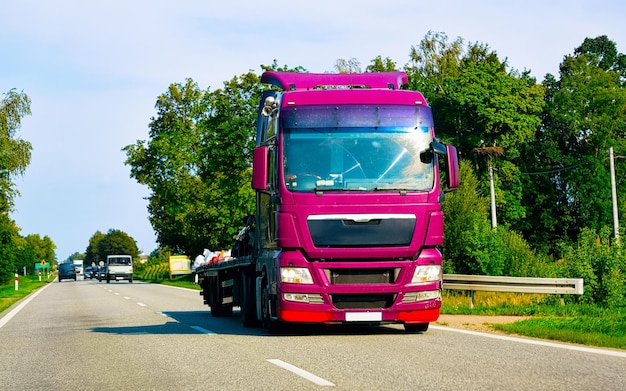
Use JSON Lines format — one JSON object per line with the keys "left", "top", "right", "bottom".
{"left": 195, "top": 71, "right": 459, "bottom": 333}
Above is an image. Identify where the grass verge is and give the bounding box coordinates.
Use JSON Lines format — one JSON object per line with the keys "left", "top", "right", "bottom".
{"left": 147, "top": 274, "right": 201, "bottom": 290}
{"left": 0, "top": 274, "right": 53, "bottom": 313}
{"left": 442, "top": 291, "right": 626, "bottom": 350}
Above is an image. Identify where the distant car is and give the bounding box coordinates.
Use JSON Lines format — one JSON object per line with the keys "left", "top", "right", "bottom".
{"left": 84, "top": 266, "right": 94, "bottom": 279}
{"left": 58, "top": 263, "right": 77, "bottom": 282}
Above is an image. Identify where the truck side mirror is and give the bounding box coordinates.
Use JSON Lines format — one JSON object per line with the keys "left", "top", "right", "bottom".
{"left": 430, "top": 141, "right": 460, "bottom": 190}
{"left": 252, "top": 146, "right": 269, "bottom": 190}
{"left": 445, "top": 144, "right": 459, "bottom": 189}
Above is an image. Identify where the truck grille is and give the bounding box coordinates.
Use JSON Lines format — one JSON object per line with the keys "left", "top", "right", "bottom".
{"left": 325, "top": 268, "right": 399, "bottom": 284}
{"left": 331, "top": 294, "right": 396, "bottom": 309}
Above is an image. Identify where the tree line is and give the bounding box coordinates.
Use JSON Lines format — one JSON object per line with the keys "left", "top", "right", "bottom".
{"left": 124, "top": 33, "right": 626, "bottom": 307}
{"left": 3, "top": 31, "right": 625, "bottom": 307}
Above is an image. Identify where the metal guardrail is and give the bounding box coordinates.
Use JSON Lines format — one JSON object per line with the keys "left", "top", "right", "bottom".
{"left": 443, "top": 274, "right": 584, "bottom": 295}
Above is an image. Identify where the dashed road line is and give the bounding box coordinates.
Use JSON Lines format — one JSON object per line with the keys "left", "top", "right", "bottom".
{"left": 267, "top": 359, "right": 335, "bottom": 387}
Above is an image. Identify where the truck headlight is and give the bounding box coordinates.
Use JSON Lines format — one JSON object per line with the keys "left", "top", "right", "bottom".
{"left": 411, "top": 265, "right": 441, "bottom": 284}
{"left": 280, "top": 267, "right": 314, "bottom": 284}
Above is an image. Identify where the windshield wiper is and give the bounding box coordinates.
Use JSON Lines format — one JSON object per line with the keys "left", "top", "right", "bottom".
{"left": 313, "top": 187, "right": 368, "bottom": 192}
{"left": 374, "top": 187, "right": 427, "bottom": 194}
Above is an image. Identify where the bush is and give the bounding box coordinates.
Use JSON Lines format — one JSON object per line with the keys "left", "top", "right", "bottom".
{"left": 558, "top": 226, "right": 626, "bottom": 307}
{"left": 442, "top": 159, "right": 550, "bottom": 277}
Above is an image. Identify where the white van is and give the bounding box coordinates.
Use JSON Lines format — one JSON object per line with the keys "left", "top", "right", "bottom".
{"left": 105, "top": 255, "right": 133, "bottom": 283}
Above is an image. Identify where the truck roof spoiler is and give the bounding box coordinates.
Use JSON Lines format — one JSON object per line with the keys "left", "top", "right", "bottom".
{"left": 261, "top": 71, "right": 408, "bottom": 91}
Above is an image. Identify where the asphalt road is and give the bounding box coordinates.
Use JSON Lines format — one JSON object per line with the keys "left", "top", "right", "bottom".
{"left": 1, "top": 279, "right": 624, "bottom": 391}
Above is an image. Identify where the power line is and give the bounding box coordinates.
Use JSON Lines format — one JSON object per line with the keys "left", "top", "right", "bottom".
{"left": 521, "top": 162, "right": 586, "bottom": 175}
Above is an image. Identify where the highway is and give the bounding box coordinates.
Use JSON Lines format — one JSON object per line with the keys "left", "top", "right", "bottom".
{"left": 1, "top": 279, "right": 624, "bottom": 390}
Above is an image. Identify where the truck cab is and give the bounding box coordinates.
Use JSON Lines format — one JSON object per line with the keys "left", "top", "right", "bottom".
{"left": 251, "top": 72, "right": 459, "bottom": 332}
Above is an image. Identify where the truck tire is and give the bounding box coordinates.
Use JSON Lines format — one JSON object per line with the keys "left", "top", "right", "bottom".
{"left": 260, "top": 275, "right": 283, "bottom": 334}
{"left": 404, "top": 323, "right": 429, "bottom": 333}
{"left": 240, "top": 272, "right": 260, "bottom": 328}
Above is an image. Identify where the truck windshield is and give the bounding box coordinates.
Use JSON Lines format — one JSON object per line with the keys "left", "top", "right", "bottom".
{"left": 282, "top": 104, "right": 435, "bottom": 192}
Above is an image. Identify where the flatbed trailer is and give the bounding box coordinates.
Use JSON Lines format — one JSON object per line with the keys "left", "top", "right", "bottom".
{"left": 195, "top": 255, "right": 260, "bottom": 324}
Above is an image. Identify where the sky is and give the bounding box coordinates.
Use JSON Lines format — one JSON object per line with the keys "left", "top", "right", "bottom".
{"left": 2, "top": 0, "right": 625, "bottom": 261}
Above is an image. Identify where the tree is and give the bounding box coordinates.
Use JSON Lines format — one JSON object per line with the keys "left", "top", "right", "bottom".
{"left": 97, "top": 229, "right": 139, "bottom": 260}
{"left": 0, "top": 89, "right": 32, "bottom": 282}
{"left": 125, "top": 63, "right": 305, "bottom": 256}
{"left": 84, "top": 229, "right": 139, "bottom": 264}
{"left": 84, "top": 231, "right": 106, "bottom": 265}
{"left": 530, "top": 36, "right": 626, "bottom": 248}
{"left": 124, "top": 76, "right": 258, "bottom": 256}
{"left": 15, "top": 234, "right": 56, "bottom": 273}
{"left": 441, "top": 159, "right": 490, "bottom": 274}
{"left": 0, "top": 213, "right": 21, "bottom": 281}
{"left": 333, "top": 58, "right": 362, "bottom": 73}
{"left": 0, "top": 89, "right": 32, "bottom": 212}
{"left": 365, "top": 56, "right": 398, "bottom": 72}
{"left": 405, "top": 31, "right": 545, "bottom": 230}
{"left": 125, "top": 78, "right": 214, "bottom": 256}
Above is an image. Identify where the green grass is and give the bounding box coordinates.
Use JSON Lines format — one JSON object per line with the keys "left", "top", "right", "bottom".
{"left": 0, "top": 274, "right": 53, "bottom": 313}
{"left": 442, "top": 291, "right": 626, "bottom": 350}
{"left": 493, "top": 312, "right": 626, "bottom": 349}
{"left": 151, "top": 274, "right": 201, "bottom": 290}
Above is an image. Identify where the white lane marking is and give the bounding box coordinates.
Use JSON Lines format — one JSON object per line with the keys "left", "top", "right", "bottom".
{"left": 267, "top": 359, "right": 335, "bottom": 387}
{"left": 190, "top": 326, "right": 216, "bottom": 335}
{"left": 137, "top": 302, "right": 147, "bottom": 307}
{"left": 0, "top": 283, "right": 53, "bottom": 329}
{"left": 430, "top": 325, "right": 626, "bottom": 358}
{"left": 114, "top": 292, "right": 120, "bottom": 296}
{"left": 124, "top": 296, "right": 131, "bottom": 300}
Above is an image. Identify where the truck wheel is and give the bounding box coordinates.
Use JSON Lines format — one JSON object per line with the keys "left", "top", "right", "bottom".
{"left": 261, "top": 276, "right": 283, "bottom": 334}
{"left": 240, "top": 272, "right": 260, "bottom": 328}
{"left": 404, "top": 323, "right": 429, "bottom": 333}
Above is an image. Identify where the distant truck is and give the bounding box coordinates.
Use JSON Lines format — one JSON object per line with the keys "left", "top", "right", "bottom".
{"left": 73, "top": 260, "right": 84, "bottom": 276}
{"left": 105, "top": 255, "right": 133, "bottom": 283}
{"left": 195, "top": 71, "right": 459, "bottom": 333}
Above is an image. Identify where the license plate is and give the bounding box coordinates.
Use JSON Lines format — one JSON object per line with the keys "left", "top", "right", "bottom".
{"left": 345, "top": 312, "right": 382, "bottom": 322}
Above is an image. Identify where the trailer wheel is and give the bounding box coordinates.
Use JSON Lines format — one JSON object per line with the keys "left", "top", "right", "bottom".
{"left": 404, "top": 323, "right": 429, "bottom": 333}
{"left": 240, "top": 272, "right": 260, "bottom": 327}
{"left": 209, "top": 276, "right": 233, "bottom": 317}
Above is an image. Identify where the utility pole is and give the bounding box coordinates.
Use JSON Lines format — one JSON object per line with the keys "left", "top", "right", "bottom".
{"left": 474, "top": 146, "right": 503, "bottom": 229}
{"left": 610, "top": 147, "right": 619, "bottom": 243}
{"left": 488, "top": 164, "right": 497, "bottom": 229}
